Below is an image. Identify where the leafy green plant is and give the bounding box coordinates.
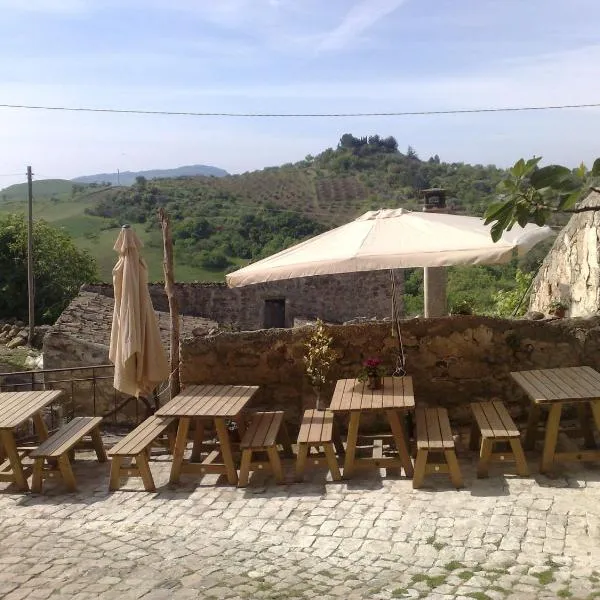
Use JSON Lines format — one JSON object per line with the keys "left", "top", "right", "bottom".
{"left": 484, "top": 156, "right": 600, "bottom": 240}
{"left": 450, "top": 299, "right": 474, "bottom": 315}
{"left": 303, "top": 319, "right": 338, "bottom": 409}
{"left": 493, "top": 268, "right": 533, "bottom": 317}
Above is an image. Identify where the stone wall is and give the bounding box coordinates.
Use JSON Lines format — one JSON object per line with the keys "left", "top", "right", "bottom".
{"left": 83, "top": 268, "right": 403, "bottom": 330}
{"left": 180, "top": 316, "right": 600, "bottom": 433}
{"left": 529, "top": 190, "right": 600, "bottom": 317}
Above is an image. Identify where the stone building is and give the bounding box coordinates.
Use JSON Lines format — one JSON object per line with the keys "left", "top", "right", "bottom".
{"left": 529, "top": 190, "right": 600, "bottom": 317}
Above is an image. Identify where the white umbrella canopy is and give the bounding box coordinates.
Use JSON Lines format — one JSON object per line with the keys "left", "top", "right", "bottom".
{"left": 226, "top": 208, "right": 554, "bottom": 287}
{"left": 109, "top": 226, "right": 170, "bottom": 397}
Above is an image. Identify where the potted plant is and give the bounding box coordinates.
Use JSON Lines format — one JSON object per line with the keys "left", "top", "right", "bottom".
{"left": 358, "top": 357, "right": 386, "bottom": 390}
{"left": 548, "top": 299, "right": 569, "bottom": 318}
{"left": 303, "top": 319, "right": 337, "bottom": 410}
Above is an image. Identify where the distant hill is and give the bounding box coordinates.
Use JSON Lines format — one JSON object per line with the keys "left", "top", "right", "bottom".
{"left": 72, "top": 164, "right": 229, "bottom": 186}
{"left": 0, "top": 179, "right": 74, "bottom": 200}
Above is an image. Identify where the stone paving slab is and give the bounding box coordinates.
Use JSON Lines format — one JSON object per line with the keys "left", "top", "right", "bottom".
{"left": 2, "top": 448, "right": 600, "bottom": 599}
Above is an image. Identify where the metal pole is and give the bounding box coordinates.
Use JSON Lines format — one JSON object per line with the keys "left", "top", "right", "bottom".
{"left": 26, "top": 166, "right": 34, "bottom": 344}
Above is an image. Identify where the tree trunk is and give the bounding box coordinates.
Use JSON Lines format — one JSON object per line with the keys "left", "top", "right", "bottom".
{"left": 158, "top": 208, "right": 180, "bottom": 399}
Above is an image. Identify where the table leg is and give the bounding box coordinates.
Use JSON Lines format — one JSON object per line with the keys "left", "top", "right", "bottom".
{"left": 215, "top": 417, "right": 238, "bottom": 485}
{"left": 190, "top": 419, "right": 205, "bottom": 463}
{"left": 578, "top": 404, "right": 597, "bottom": 449}
{"left": 589, "top": 400, "right": 600, "bottom": 435}
{"left": 343, "top": 412, "right": 361, "bottom": 478}
{"left": 32, "top": 411, "right": 49, "bottom": 441}
{"left": 386, "top": 409, "right": 414, "bottom": 478}
{"left": 169, "top": 417, "right": 190, "bottom": 484}
{"left": 524, "top": 402, "right": 541, "bottom": 450}
{"left": 0, "top": 430, "right": 29, "bottom": 491}
{"left": 541, "top": 403, "right": 562, "bottom": 474}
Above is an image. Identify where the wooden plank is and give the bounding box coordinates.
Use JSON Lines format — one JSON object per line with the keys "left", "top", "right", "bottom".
{"left": 210, "top": 386, "right": 257, "bottom": 417}
{"left": 492, "top": 401, "right": 520, "bottom": 437}
{"left": 296, "top": 410, "right": 313, "bottom": 444}
{"left": 415, "top": 407, "right": 428, "bottom": 449}
{"left": 320, "top": 411, "right": 334, "bottom": 443}
{"left": 31, "top": 417, "right": 103, "bottom": 457}
{"left": 540, "top": 403, "right": 562, "bottom": 473}
{"left": 543, "top": 369, "right": 586, "bottom": 400}
{"left": 481, "top": 402, "right": 509, "bottom": 437}
{"left": 394, "top": 376, "right": 415, "bottom": 409}
{"left": 0, "top": 390, "right": 63, "bottom": 429}
{"left": 108, "top": 415, "right": 175, "bottom": 456}
{"left": 425, "top": 408, "right": 444, "bottom": 449}
{"left": 557, "top": 368, "right": 599, "bottom": 399}
{"left": 511, "top": 371, "right": 554, "bottom": 403}
{"left": 329, "top": 379, "right": 348, "bottom": 412}
{"left": 573, "top": 367, "right": 600, "bottom": 397}
{"left": 436, "top": 407, "right": 455, "bottom": 449}
{"left": 263, "top": 412, "right": 283, "bottom": 447}
{"left": 306, "top": 410, "right": 325, "bottom": 444}
{"left": 471, "top": 403, "right": 495, "bottom": 438}
{"left": 157, "top": 384, "right": 215, "bottom": 416}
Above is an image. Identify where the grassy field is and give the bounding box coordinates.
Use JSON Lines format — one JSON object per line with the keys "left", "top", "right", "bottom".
{"left": 0, "top": 184, "right": 229, "bottom": 282}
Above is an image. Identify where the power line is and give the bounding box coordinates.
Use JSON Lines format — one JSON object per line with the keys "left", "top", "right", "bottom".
{"left": 0, "top": 101, "right": 599, "bottom": 118}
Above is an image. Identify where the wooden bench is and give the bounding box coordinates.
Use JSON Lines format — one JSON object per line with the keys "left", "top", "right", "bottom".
{"left": 238, "top": 411, "right": 293, "bottom": 487}
{"left": 413, "top": 407, "right": 462, "bottom": 489}
{"left": 107, "top": 415, "right": 175, "bottom": 491}
{"left": 30, "top": 416, "right": 106, "bottom": 493}
{"left": 470, "top": 400, "right": 529, "bottom": 477}
{"left": 295, "top": 409, "right": 343, "bottom": 482}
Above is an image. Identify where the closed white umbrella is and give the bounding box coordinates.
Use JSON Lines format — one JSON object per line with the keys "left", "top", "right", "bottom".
{"left": 109, "top": 226, "right": 169, "bottom": 397}
{"left": 226, "top": 208, "right": 553, "bottom": 287}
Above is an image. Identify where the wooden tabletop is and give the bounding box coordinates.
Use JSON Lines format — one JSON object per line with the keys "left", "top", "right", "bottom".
{"left": 0, "top": 390, "right": 63, "bottom": 429}
{"left": 511, "top": 366, "right": 600, "bottom": 404}
{"left": 156, "top": 384, "right": 259, "bottom": 418}
{"left": 329, "top": 376, "right": 414, "bottom": 412}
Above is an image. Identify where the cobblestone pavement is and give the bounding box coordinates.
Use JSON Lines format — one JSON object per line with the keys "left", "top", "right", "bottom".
{"left": 2, "top": 449, "right": 600, "bottom": 600}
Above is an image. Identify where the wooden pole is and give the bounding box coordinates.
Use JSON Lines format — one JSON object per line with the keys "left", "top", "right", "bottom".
{"left": 158, "top": 208, "right": 180, "bottom": 398}
{"left": 26, "top": 166, "right": 35, "bottom": 345}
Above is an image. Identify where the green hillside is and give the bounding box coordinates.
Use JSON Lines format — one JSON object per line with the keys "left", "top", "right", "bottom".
{"left": 0, "top": 134, "right": 555, "bottom": 314}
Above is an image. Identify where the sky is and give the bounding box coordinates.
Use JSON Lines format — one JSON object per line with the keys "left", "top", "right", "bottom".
{"left": 1, "top": 0, "right": 600, "bottom": 186}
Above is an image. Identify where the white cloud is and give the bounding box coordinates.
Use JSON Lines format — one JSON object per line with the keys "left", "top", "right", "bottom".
{"left": 318, "top": 0, "right": 408, "bottom": 51}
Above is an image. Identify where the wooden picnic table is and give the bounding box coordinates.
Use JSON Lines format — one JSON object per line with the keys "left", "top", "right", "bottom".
{"left": 511, "top": 366, "right": 600, "bottom": 473}
{"left": 0, "top": 390, "right": 64, "bottom": 491}
{"left": 329, "top": 376, "right": 415, "bottom": 478}
{"left": 156, "top": 383, "right": 259, "bottom": 485}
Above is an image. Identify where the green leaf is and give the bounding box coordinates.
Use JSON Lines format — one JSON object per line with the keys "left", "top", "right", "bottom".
{"left": 484, "top": 201, "right": 512, "bottom": 222}
{"left": 529, "top": 165, "right": 572, "bottom": 189}
{"left": 576, "top": 162, "right": 587, "bottom": 178}
{"left": 511, "top": 158, "right": 527, "bottom": 178}
{"left": 592, "top": 158, "right": 600, "bottom": 177}
{"left": 558, "top": 189, "right": 582, "bottom": 210}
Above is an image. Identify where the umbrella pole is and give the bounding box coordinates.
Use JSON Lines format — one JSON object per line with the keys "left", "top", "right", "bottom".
{"left": 158, "top": 208, "right": 181, "bottom": 399}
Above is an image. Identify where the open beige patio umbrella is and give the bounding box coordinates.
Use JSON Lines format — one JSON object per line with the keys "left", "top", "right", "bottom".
{"left": 109, "top": 225, "right": 169, "bottom": 398}
{"left": 226, "top": 208, "right": 553, "bottom": 287}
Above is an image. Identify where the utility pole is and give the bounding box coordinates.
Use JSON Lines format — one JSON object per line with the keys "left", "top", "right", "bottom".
{"left": 26, "top": 166, "right": 34, "bottom": 345}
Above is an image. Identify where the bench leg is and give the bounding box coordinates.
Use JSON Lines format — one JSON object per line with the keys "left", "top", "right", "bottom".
{"left": 238, "top": 449, "right": 252, "bottom": 487}
{"left": 58, "top": 454, "right": 77, "bottom": 492}
{"left": 444, "top": 450, "right": 463, "bottom": 488}
{"left": 477, "top": 438, "right": 494, "bottom": 478}
{"left": 277, "top": 423, "right": 294, "bottom": 458}
{"left": 509, "top": 438, "right": 529, "bottom": 476}
{"left": 190, "top": 419, "right": 204, "bottom": 463}
{"left": 90, "top": 427, "right": 107, "bottom": 463}
{"left": 469, "top": 421, "right": 481, "bottom": 452}
{"left": 323, "top": 442, "right": 341, "bottom": 481}
{"left": 31, "top": 457, "right": 45, "bottom": 493}
{"left": 295, "top": 443, "right": 309, "bottom": 482}
{"left": 412, "top": 449, "right": 428, "bottom": 489}
{"left": 135, "top": 452, "right": 156, "bottom": 492}
{"left": 0, "top": 430, "right": 29, "bottom": 491}
{"left": 267, "top": 446, "right": 284, "bottom": 484}
{"left": 109, "top": 456, "right": 122, "bottom": 491}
